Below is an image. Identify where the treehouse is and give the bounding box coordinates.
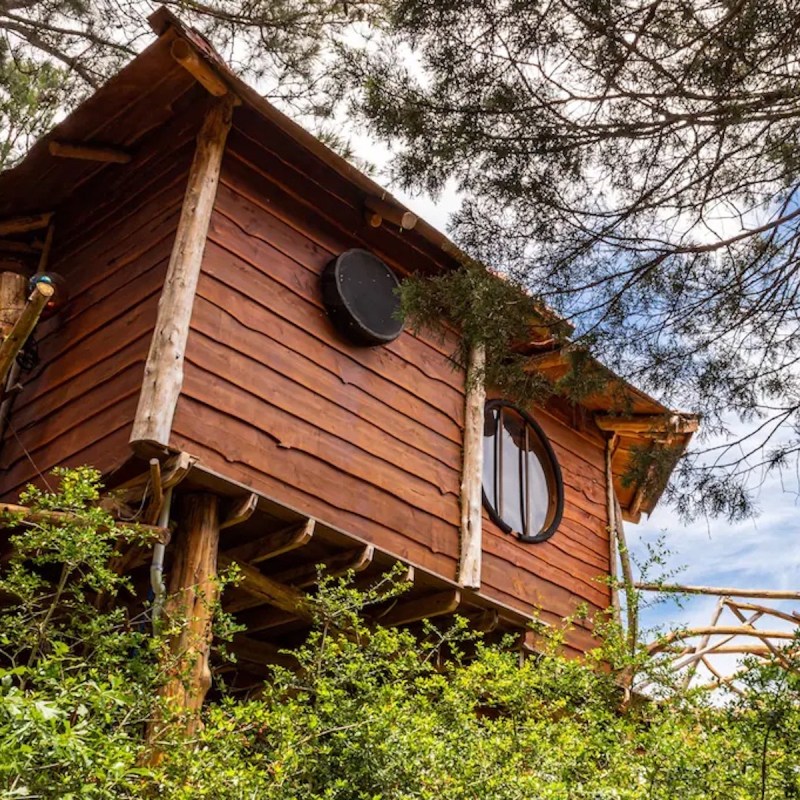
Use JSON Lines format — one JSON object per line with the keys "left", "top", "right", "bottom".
{"left": 0, "top": 8, "right": 696, "bottom": 688}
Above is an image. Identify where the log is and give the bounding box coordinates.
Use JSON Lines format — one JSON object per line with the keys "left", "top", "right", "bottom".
{"left": 0, "top": 213, "right": 52, "bottom": 237}
{"left": 363, "top": 195, "right": 418, "bottom": 230}
{"left": 0, "top": 502, "right": 169, "bottom": 543}
{"left": 458, "top": 342, "right": 485, "bottom": 589}
{"left": 171, "top": 39, "right": 230, "bottom": 97}
{"left": 0, "top": 272, "right": 28, "bottom": 339}
{"left": 222, "top": 518, "right": 315, "bottom": 565}
{"left": 724, "top": 600, "right": 800, "bottom": 625}
{"left": 112, "top": 452, "right": 196, "bottom": 503}
{"left": 650, "top": 625, "right": 797, "bottom": 654}
{"left": 604, "top": 438, "right": 621, "bottom": 624}
{"left": 635, "top": 583, "right": 800, "bottom": 600}
{"left": 0, "top": 282, "right": 53, "bottom": 386}
{"left": 146, "top": 493, "right": 220, "bottom": 754}
{"left": 48, "top": 141, "right": 132, "bottom": 163}
{"left": 218, "top": 552, "right": 312, "bottom": 621}
{"left": 131, "top": 95, "right": 235, "bottom": 448}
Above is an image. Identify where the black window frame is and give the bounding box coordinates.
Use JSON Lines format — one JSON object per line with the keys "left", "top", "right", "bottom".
{"left": 481, "top": 399, "right": 565, "bottom": 543}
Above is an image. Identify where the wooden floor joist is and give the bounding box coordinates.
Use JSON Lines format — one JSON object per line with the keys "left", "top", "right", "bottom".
{"left": 0, "top": 213, "right": 53, "bottom": 237}
{"left": 222, "top": 518, "right": 315, "bottom": 565}
{"left": 378, "top": 590, "right": 461, "bottom": 627}
{"left": 220, "top": 493, "right": 258, "bottom": 529}
{"left": 268, "top": 544, "right": 374, "bottom": 590}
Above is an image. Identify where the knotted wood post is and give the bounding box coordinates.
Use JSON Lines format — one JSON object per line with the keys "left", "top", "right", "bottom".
{"left": 131, "top": 94, "right": 235, "bottom": 450}
{"left": 145, "top": 493, "right": 220, "bottom": 757}
{"left": 0, "top": 273, "right": 28, "bottom": 340}
{"left": 458, "top": 342, "right": 486, "bottom": 588}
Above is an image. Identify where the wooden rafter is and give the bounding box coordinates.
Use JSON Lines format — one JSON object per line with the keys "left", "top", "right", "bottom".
{"left": 222, "top": 518, "right": 315, "bottom": 565}
{"left": 0, "top": 213, "right": 53, "bottom": 237}
{"left": 377, "top": 590, "right": 461, "bottom": 627}
{"left": 48, "top": 141, "right": 132, "bottom": 163}
{"left": 220, "top": 493, "right": 259, "bottom": 530}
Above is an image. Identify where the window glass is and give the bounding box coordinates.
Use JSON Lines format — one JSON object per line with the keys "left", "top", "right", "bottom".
{"left": 481, "top": 401, "right": 563, "bottom": 542}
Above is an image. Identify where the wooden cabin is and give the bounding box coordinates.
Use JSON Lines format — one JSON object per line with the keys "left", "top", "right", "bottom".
{"left": 0, "top": 8, "right": 696, "bottom": 679}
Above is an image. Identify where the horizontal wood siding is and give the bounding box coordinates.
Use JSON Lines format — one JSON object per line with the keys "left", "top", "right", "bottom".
{"left": 173, "top": 114, "right": 612, "bottom": 653}
{"left": 0, "top": 95, "right": 205, "bottom": 499}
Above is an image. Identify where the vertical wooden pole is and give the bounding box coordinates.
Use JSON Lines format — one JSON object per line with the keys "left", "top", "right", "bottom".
{"left": 146, "top": 493, "right": 220, "bottom": 753}
{"left": 0, "top": 273, "right": 28, "bottom": 340}
{"left": 604, "top": 439, "right": 622, "bottom": 625}
{"left": 131, "top": 95, "right": 234, "bottom": 450}
{"left": 458, "top": 343, "right": 486, "bottom": 588}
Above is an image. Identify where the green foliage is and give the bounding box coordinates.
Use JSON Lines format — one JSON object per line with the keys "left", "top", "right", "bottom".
{"left": 1, "top": 468, "right": 799, "bottom": 798}
{"left": 399, "top": 263, "right": 606, "bottom": 407}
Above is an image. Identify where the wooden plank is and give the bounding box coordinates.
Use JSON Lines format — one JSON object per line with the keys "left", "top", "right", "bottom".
{"left": 222, "top": 518, "right": 315, "bottom": 565}
{"left": 0, "top": 213, "right": 52, "bottom": 236}
{"left": 48, "top": 141, "right": 132, "bottom": 163}
{"left": 378, "top": 590, "right": 461, "bottom": 626}
{"left": 131, "top": 94, "right": 234, "bottom": 448}
{"left": 458, "top": 343, "right": 485, "bottom": 589}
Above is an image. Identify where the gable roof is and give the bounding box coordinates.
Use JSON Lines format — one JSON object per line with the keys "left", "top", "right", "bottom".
{"left": 0, "top": 7, "right": 697, "bottom": 522}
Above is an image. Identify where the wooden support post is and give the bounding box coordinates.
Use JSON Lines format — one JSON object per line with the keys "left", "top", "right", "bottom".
{"left": 0, "top": 282, "right": 54, "bottom": 386}
{"left": 604, "top": 437, "right": 621, "bottom": 625}
{"left": 0, "top": 272, "right": 28, "bottom": 340}
{"left": 131, "top": 95, "right": 234, "bottom": 450}
{"left": 458, "top": 343, "right": 486, "bottom": 589}
{"left": 614, "top": 495, "right": 638, "bottom": 654}
{"left": 147, "top": 493, "right": 220, "bottom": 753}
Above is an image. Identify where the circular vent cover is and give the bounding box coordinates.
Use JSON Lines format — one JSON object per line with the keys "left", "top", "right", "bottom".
{"left": 321, "top": 249, "right": 404, "bottom": 346}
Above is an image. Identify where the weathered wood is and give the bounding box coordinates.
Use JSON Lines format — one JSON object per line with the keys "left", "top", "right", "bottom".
{"left": 222, "top": 517, "right": 315, "bottom": 565}
{"left": 270, "top": 545, "right": 374, "bottom": 589}
{"left": 48, "top": 141, "right": 132, "bottom": 163}
{"left": 604, "top": 438, "right": 621, "bottom": 625}
{"left": 0, "top": 282, "right": 54, "bottom": 385}
{"left": 0, "top": 213, "right": 53, "bottom": 237}
{"left": 636, "top": 583, "right": 800, "bottom": 600}
{"left": 650, "top": 626, "right": 797, "bottom": 654}
{"left": 378, "top": 590, "right": 461, "bottom": 626}
{"left": 613, "top": 495, "right": 637, "bottom": 653}
{"left": 458, "top": 343, "right": 485, "bottom": 589}
{"left": 0, "top": 501, "right": 168, "bottom": 542}
{"left": 131, "top": 95, "right": 234, "bottom": 448}
{"left": 363, "top": 195, "right": 418, "bottom": 230}
{"left": 146, "top": 493, "right": 220, "bottom": 755}
{"left": 725, "top": 599, "right": 800, "bottom": 625}
{"left": 220, "top": 492, "right": 258, "bottom": 529}
{"left": 171, "top": 39, "right": 230, "bottom": 97}
{"left": 0, "top": 272, "right": 28, "bottom": 339}
{"left": 146, "top": 458, "right": 165, "bottom": 525}
{"left": 218, "top": 552, "right": 312, "bottom": 620}
{"left": 113, "top": 452, "right": 196, "bottom": 503}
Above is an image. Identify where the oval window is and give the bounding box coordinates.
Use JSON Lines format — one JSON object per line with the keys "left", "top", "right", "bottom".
{"left": 481, "top": 400, "right": 564, "bottom": 543}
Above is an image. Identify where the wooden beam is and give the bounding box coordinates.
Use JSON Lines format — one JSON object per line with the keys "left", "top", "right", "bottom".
{"left": 145, "top": 458, "right": 164, "bottom": 525}
{"left": 650, "top": 626, "right": 797, "bottom": 654}
{"left": 635, "top": 583, "right": 800, "bottom": 600}
{"left": 220, "top": 493, "right": 258, "bottom": 530}
{"left": 595, "top": 414, "right": 699, "bottom": 436}
{"left": 131, "top": 95, "right": 235, "bottom": 449}
{"left": 363, "top": 195, "right": 418, "bottom": 230}
{"left": 0, "top": 272, "right": 28, "bottom": 339}
{"left": 113, "top": 452, "right": 196, "bottom": 503}
{"left": 48, "top": 141, "right": 132, "bottom": 163}
{"left": 234, "top": 606, "right": 300, "bottom": 634}
{"left": 604, "top": 439, "right": 621, "bottom": 625}
{"left": 458, "top": 342, "right": 485, "bottom": 589}
{"left": 146, "top": 494, "right": 220, "bottom": 755}
{"left": 269, "top": 545, "right": 374, "bottom": 589}
{"left": 222, "top": 518, "right": 314, "bottom": 565}
{"left": 0, "top": 213, "right": 52, "bottom": 237}
{"left": 724, "top": 600, "right": 800, "bottom": 625}
{"left": 0, "top": 282, "right": 53, "bottom": 385}
{"left": 230, "top": 633, "right": 298, "bottom": 670}
{"left": 218, "top": 553, "right": 312, "bottom": 621}
{"left": 171, "top": 39, "right": 230, "bottom": 97}
{"left": 378, "top": 590, "right": 461, "bottom": 627}
{"left": 0, "top": 240, "right": 42, "bottom": 255}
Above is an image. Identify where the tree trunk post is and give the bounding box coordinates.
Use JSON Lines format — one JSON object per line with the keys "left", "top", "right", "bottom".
{"left": 458, "top": 342, "right": 486, "bottom": 588}
{"left": 146, "top": 493, "right": 220, "bottom": 757}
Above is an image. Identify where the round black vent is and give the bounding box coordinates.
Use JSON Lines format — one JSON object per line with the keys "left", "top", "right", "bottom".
{"left": 321, "top": 249, "right": 404, "bottom": 346}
